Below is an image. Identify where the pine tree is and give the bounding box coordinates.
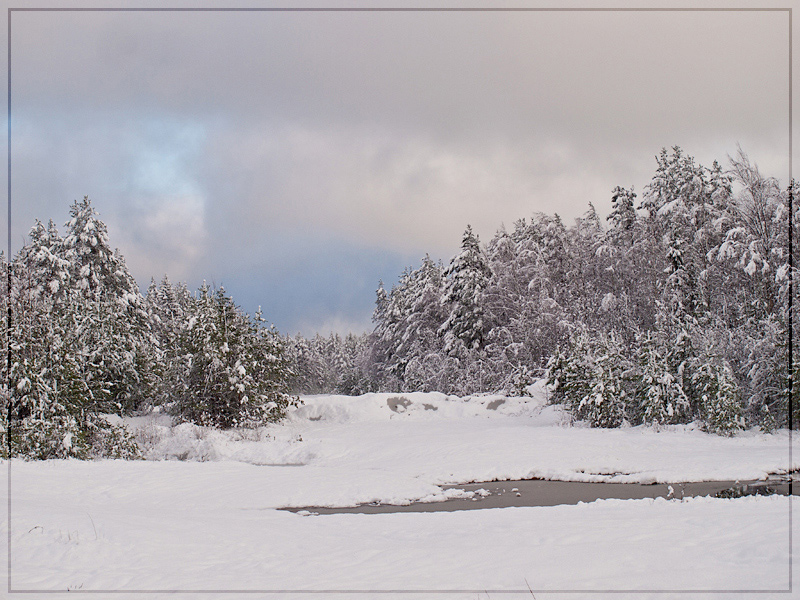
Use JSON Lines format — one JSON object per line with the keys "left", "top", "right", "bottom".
{"left": 636, "top": 331, "right": 690, "bottom": 426}
{"left": 286, "top": 334, "right": 322, "bottom": 394}
{"left": 145, "top": 275, "right": 197, "bottom": 408}
{"left": 368, "top": 256, "right": 448, "bottom": 391}
{"left": 61, "top": 197, "right": 155, "bottom": 413}
{"left": 8, "top": 213, "right": 141, "bottom": 458}
{"left": 545, "top": 328, "right": 631, "bottom": 427}
{"left": 373, "top": 268, "right": 415, "bottom": 386}
{"left": 440, "top": 225, "right": 492, "bottom": 353}
{"left": 333, "top": 333, "right": 372, "bottom": 395}
{"left": 172, "top": 285, "right": 298, "bottom": 428}
{"left": 482, "top": 225, "right": 549, "bottom": 384}
{"left": 608, "top": 186, "right": 637, "bottom": 234}
{"left": 692, "top": 356, "right": 744, "bottom": 436}
{"left": 15, "top": 220, "right": 71, "bottom": 303}
{"left": 360, "top": 144, "right": 790, "bottom": 428}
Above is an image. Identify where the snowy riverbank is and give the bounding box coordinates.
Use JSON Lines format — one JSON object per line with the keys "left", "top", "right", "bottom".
{"left": 3, "top": 388, "right": 797, "bottom": 597}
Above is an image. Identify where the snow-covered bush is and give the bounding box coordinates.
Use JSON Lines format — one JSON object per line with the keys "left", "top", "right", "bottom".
{"left": 548, "top": 325, "right": 746, "bottom": 434}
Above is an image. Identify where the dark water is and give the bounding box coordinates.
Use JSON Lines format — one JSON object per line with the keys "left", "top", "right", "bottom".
{"left": 283, "top": 477, "right": 796, "bottom": 515}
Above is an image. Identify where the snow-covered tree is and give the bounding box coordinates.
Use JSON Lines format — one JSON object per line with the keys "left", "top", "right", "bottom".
{"left": 692, "top": 356, "right": 744, "bottom": 436}
{"left": 439, "top": 225, "right": 492, "bottom": 353}
{"left": 350, "top": 144, "right": 791, "bottom": 431}
{"left": 607, "top": 186, "right": 637, "bottom": 234}
{"left": 369, "top": 257, "right": 447, "bottom": 391}
{"left": 546, "top": 327, "right": 632, "bottom": 428}
{"left": 8, "top": 210, "right": 141, "bottom": 458}
{"left": 635, "top": 331, "right": 690, "bottom": 426}
{"left": 60, "top": 197, "right": 155, "bottom": 413}
{"left": 171, "top": 285, "right": 298, "bottom": 428}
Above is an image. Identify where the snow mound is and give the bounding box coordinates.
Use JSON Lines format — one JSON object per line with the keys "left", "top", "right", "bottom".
{"left": 128, "top": 417, "right": 317, "bottom": 464}
{"left": 288, "top": 388, "right": 552, "bottom": 424}
{"left": 123, "top": 386, "right": 561, "bottom": 465}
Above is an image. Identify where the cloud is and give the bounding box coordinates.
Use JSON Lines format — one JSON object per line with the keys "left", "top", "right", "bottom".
{"left": 108, "top": 193, "right": 208, "bottom": 284}
{"left": 196, "top": 231, "right": 415, "bottom": 336}
{"left": 10, "top": 110, "right": 210, "bottom": 280}
{"left": 11, "top": 9, "right": 788, "bottom": 141}
{"left": 201, "top": 122, "right": 635, "bottom": 256}
{"left": 6, "top": 4, "right": 794, "bottom": 334}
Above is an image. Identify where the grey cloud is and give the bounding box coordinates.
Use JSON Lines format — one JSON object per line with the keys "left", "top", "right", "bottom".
{"left": 11, "top": 10, "right": 787, "bottom": 143}
{"left": 5, "top": 4, "right": 794, "bottom": 334}
{"left": 11, "top": 109, "right": 210, "bottom": 260}
{"left": 198, "top": 122, "right": 627, "bottom": 257}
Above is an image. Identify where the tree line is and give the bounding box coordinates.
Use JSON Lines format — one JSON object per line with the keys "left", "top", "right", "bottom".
{"left": 2, "top": 146, "right": 796, "bottom": 458}
{"left": 3, "top": 197, "right": 297, "bottom": 458}
{"left": 285, "top": 148, "right": 797, "bottom": 434}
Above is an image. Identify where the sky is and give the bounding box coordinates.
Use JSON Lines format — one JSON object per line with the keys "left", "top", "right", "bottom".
{"left": 2, "top": 0, "right": 795, "bottom": 336}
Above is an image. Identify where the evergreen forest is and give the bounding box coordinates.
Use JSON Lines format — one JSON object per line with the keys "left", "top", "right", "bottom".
{"left": 3, "top": 147, "right": 797, "bottom": 458}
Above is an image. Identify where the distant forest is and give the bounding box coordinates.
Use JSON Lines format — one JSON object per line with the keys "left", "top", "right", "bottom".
{"left": 3, "top": 146, "right": 797, "bottom": 458}
{"left": 285, "top": 147, "right": 797, "bottom": 434}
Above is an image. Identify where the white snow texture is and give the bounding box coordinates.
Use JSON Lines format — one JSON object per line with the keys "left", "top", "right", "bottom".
{"left": 3, "top": 386, "right": 797, "bottom": 598}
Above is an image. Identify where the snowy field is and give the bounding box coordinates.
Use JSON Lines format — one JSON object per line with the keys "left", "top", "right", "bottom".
{"left": 2, "top": 384, "right": 798, "bottom": 599}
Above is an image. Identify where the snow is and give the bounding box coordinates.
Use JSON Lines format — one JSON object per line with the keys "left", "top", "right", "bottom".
{"left": 131, "top": 388, "right": 795, "bottom": 490}
{"left": 2, "top": 386, "right": 797, "bottom": 597}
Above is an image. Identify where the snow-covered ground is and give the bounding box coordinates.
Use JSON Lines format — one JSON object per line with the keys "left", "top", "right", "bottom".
{"left": 2, "top": 386, "right": 798, "bottom": 598}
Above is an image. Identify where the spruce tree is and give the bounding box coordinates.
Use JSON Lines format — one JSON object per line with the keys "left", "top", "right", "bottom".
{"left": 62, "top": 197, "right": 155, "bottom": 413}
{"left": 9, "top": 212, "right": 141, "bottom": 458}
{"left": 546, "top": 328, "right": 630, "bottom": 428}
{"left": 636, "top": 331, "right": 690, "bottom": 426}
{"left": 692, "top": 356, "right": 744, "bottom": 436}
{"left": 439, "top": 225, "right": 492, "bottom": 353}
{"left": 608, "top": 186, "right": 637, "bottom": 234}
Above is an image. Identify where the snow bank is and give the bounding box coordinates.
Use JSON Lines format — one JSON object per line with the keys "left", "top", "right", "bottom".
{"left": 4, "top": 383, "right": 797, "bottom": 597}
{"left": 123, "top": 388, "right": 797, "bottom": 498}
{"left": 3, "top": 461, "right": 794, "bottom": 597}
{"left": 290, "top": 387, "right": 555, "bottom": 424}
{"left": 131, "top": 418, "right": 317, "bottom": 465}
